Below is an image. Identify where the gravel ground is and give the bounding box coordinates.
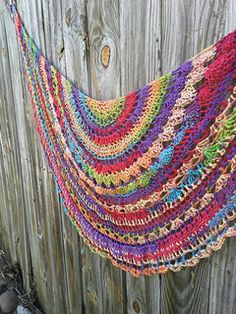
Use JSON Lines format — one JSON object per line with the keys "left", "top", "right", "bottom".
{"left": 0, "top": 250, "right": 43, "bottom": 314}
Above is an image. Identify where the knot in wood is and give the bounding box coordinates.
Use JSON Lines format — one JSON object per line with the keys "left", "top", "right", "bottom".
{"left": 132, "top": 300, "right": 141, "bottom": 313}
{"left": 100, "top": 45, "right": 111, "bottom": 68}
{"left": 66, "top": 8, "right": 72, "bottom": 27}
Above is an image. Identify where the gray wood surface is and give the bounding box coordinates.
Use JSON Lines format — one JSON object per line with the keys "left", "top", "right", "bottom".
{"left": 0, "top": 0, "right": 236, "bottom": 313}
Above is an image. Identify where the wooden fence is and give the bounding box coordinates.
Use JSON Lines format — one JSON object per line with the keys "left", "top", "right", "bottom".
{"left": 0, "top": 0, "right": 236, "bottom": 313}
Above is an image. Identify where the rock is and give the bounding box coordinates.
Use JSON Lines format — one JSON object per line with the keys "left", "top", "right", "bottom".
{"left": 0, "top": 277, "right": 10, "bottom": 295}
{"left": 17, "top": 305, "right": 31, "bottom": 314}
{"left": 0, "top": 290, "right": 18, "bottom": 313}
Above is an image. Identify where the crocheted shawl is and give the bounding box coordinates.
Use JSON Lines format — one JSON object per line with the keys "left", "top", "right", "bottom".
{"left": 9, "top": 3, "right": 236, "bottom": 276}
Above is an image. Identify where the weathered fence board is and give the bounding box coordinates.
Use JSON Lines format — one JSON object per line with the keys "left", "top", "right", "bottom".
{"left": 0, "top": 1, "right": 236, "bottom": 313}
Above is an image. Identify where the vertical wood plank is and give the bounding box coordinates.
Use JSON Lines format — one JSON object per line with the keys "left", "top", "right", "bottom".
{"left": 80, "top": 1, "right": 126, "bottom": 314}
{"left": 209, "top": 238, "right": 236, "bottom": 314}
{"left": 160, "top": 0, "right": 227, "bottom": 74}
{"left": 225, "top": 0, "right": 236, "bottom": 33}
{"left": 86, "top": 0, "right": 121, "bottom": 100}
{"left": 208, "top": 4, "right": 236, "bottom": 314}
{"left": 120, "top": 0, "right": 162, "bottom": 94}
{"left": 60, "top": 0, "right": 90, "bottom": 312}
{"left": 119, "top": 1, "right": 162, "bottom": 313}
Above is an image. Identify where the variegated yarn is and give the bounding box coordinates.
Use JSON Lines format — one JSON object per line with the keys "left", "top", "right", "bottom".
{"left": 10, "top": 3, "right": 236, "bottom": 276}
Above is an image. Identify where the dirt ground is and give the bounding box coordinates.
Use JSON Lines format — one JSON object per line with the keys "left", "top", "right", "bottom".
{"left": 0, "top": 250, "right": 43, "bottom": 314}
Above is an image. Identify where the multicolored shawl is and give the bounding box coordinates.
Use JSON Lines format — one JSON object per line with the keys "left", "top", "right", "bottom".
{"left": 9, "top": 3, "right": 236, "bottom": 276}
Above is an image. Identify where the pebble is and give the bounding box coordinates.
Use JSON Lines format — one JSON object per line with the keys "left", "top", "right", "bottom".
{"left": 0, "top": 277, "right": 10, "bottom": 295}
{"left": 0, "top": 290, "right": 18, "bottom": 313}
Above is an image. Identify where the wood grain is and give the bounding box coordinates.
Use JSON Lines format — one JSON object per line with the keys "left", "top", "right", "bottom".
{"left": 0, "top": 0, "right": 236, "bottom": 313}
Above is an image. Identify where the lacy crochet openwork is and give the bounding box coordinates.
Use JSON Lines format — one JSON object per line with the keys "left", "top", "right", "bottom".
{"left": 9, "top": 3, "right": 236, "bottom": 276}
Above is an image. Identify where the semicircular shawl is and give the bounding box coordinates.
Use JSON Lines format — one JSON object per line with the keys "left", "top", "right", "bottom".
{"left": 9, "top": 3, "right": 236, "bottom": 276}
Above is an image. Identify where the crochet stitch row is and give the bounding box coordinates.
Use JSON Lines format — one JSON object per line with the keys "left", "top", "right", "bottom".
{"left": 10, "top": 3, "right": 236, "bottom": 276}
